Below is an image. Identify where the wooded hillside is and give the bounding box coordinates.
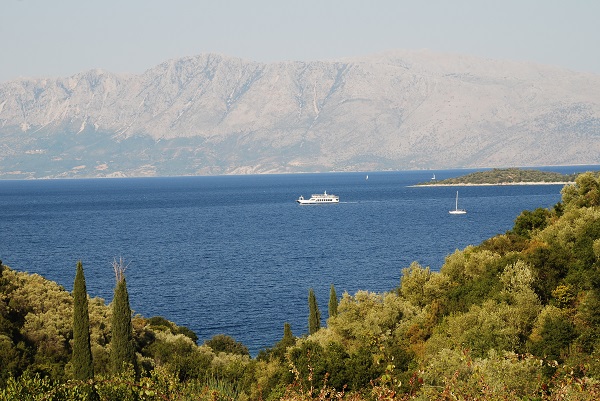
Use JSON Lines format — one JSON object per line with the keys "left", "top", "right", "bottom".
{"left": 419, "top": 168, "right": 579, "bottom": 185}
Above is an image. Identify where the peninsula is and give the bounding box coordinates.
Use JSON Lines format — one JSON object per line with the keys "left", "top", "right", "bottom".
{"left": 417, "top": 168, "right": 581, "bottom": 186}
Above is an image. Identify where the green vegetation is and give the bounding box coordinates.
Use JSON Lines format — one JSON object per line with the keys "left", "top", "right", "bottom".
{"left": 308, "top": 288, "right": 321, "bottom": 335}
{"left": 328, "top": 284, "right": 338, "bottom": 319}
{"left": 109, "top": 258, "right": 138, "bottom": 376}
{"left": 2, "top": 171, "right": 600, "bottom": 399}
{"left": 71, "top": 261, "right": 94, "bottom": 381}
{"left": 71, "top": 261, "right": 97, "bottom": 400}
{"left": 204, "top": 334, "right": 249, "bottom": 356}
{"left": 419, "top": 167, "right": 581, "bottom": 185}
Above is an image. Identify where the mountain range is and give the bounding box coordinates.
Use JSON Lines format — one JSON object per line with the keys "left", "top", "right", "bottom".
{"left": 1, "top": 50, "right": 599, "bottom": 179}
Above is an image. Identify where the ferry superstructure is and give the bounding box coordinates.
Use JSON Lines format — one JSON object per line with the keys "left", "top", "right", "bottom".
{"left": 296, "top": 191, "right": 339, "bottom": 205}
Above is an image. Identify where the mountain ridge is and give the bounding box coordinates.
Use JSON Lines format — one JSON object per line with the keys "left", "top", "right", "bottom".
{"left": 1, "top": 50, "right": 599, "bottom": 178}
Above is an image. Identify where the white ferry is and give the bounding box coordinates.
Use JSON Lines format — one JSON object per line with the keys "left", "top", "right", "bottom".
{"left": 297, "top": 191, "right": 339, "bottom": 205}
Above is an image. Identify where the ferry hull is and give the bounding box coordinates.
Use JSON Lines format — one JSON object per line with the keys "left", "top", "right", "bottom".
{"left": 297, "top": 199, "right": 339, "bottom": 205}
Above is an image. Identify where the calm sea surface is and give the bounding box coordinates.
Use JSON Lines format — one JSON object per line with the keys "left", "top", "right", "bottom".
{"left": 0, "top": 167, "right": 597, "bottom": 355}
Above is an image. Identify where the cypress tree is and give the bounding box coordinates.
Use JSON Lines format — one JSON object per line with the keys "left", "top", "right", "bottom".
{"left": 328, "top": 284, "right": 338, "bottom": 318}
{"left": 110, "top": 258, "right": 137, "bottom": 375}
{"left": 72, "top": 261, "right": 94, "bottom": 381}
{"left": 265, "top": 322, "right": 296, "bottom": 362}
{"left": 308, "top": 288, "right": 321, "bottom": 335}
{"left": 283, "top": 322, "right": 294, "bottom": 343}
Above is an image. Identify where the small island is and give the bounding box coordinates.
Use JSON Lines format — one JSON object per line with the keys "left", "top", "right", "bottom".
{"left": 417, "top": 167, "right": 580, "bottom": 186}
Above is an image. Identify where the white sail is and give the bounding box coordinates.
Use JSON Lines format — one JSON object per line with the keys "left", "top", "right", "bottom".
{"left": 449, "top": 191, "right": 467, "bottom": 214}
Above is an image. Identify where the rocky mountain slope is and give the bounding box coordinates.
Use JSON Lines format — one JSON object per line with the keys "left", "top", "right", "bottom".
{"left": 1, "top": 50, "right": 599, "bottom": 178}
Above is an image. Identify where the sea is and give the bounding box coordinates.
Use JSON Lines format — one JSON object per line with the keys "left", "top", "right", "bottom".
{"left": 0, "top": 166, "right": 597, "bottom": 355}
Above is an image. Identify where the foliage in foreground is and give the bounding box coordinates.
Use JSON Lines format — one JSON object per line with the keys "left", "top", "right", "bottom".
{"left": 71, "top": 261, "right": 94, "bottom": 382}
{"left": 1, "top": 357, "right": 599, "bottom": 401}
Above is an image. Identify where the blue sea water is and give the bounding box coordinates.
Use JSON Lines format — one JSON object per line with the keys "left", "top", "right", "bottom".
{"left": 0, "top": 167, "right": 597, "bottom": 355}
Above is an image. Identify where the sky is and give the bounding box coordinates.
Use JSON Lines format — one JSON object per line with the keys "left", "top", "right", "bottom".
{"left": 2, "top": 0, "right": 599, "bottom": 83}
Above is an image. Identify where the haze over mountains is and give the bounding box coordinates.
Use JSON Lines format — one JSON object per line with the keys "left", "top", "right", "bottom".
{"left": 0, "top": 50, "right": 599, "bottom": 179}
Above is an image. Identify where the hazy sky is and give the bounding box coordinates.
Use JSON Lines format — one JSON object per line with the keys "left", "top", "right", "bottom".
{"left": 2, "top": 0, "right": 599, "bottom": 82}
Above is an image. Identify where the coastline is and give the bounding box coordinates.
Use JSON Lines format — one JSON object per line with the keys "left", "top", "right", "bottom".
{"left": 411, "top": 181, "right": 574, "bottom": 187}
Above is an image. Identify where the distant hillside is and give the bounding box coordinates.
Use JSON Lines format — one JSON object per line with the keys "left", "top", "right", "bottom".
{"left": 419, "top": 168, "right": 580, "bottom": 185}
{"left": 1, "top": 50, "right": 599, "bottom": 178}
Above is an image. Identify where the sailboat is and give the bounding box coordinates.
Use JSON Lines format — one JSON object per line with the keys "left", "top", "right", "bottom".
{"left": 449, "top": 191, "right": 467, "bottom": 214}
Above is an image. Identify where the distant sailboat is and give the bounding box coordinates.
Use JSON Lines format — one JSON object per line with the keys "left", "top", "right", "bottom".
{"left": 366, "top": 174, "right": 369, "bottom": 180}
{"left": 449, "top": 191, "right": 467, "bottom": 214}
{"left": 431, "top": 173, "right": 436, "bottom": 180}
